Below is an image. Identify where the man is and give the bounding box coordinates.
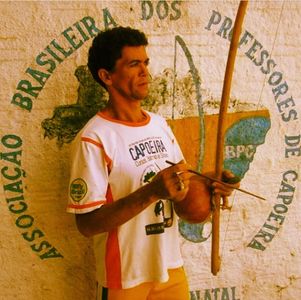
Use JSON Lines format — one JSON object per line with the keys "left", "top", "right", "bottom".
{"left": 67, "top": 27, "right": 239, "bottom": 300}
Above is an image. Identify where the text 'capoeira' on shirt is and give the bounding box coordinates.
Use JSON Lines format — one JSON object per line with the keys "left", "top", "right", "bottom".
{"left": 129, "top": 138, "right": 167, "bottom": 161}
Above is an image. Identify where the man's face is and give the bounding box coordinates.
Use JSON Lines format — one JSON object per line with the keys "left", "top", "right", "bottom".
{"left": 108, "top": 45, "right": 150, "bottom": 101}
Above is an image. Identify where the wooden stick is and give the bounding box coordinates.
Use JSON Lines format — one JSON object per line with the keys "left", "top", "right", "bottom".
{"left": 211, "top": 0, "right": 249, "bottom": 275}
{"left": 166, "top": 160, "right": 265, "bottom": 201}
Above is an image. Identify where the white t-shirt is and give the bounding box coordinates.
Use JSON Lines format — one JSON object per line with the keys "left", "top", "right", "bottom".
{"left": 67, "top": 110, "right": 184, "bottom": 289}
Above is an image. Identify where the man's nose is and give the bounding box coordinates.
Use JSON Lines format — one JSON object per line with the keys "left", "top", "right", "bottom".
{"left": 140, "top": 63, "right": 149, "bottom": 76}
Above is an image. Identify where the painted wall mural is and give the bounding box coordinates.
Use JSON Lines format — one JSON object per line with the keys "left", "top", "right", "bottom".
{"left": 0, "top": 1, "right": 300, "bottom": 299}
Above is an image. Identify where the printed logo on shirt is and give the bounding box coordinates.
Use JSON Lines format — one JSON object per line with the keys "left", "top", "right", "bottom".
{"left": 129, "top": 137, "right": 169, "bottom": 167}
{"left": 140, "top": 165, "right": 174, "bottom": 235}
{"left": 145, "top": 200, "right": 174, "bottom": 235}
{"left": 70, "top": 178, "right": 88, "bottom": 202}
{"left": 140, "top": 164, "right": 160, "bottom": 185}
{"left": 141, "top": 164, "right": 173, "bottom": 235}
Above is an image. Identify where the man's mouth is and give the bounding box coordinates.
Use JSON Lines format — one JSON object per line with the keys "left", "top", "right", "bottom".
{"left": 139, "top": 82, "right": 148, "bottom": 86}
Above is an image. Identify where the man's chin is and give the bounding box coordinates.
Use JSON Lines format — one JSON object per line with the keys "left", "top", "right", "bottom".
{"left": 135, "top": 91, "right": 149, "bottom": 101}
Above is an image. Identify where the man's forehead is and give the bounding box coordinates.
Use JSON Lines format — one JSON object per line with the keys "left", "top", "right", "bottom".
{"left": 120, "top": 45, "right": 149, "bottom": 61}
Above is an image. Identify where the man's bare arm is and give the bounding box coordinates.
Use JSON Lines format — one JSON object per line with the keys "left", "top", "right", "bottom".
{"left": 75, "top": 163, "right": 191, "bottom": 237}
{"left": 76, "top": 183, "right": 159, "bottom": 237}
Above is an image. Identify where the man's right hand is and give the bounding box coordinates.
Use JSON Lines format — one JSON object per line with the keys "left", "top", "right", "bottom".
{"left": 150, "top": 162, "right": 193, "bottom": 202}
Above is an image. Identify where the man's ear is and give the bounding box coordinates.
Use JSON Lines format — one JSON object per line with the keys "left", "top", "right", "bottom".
{"left": 98, "top": 69, "right": 112, "bottom": 86}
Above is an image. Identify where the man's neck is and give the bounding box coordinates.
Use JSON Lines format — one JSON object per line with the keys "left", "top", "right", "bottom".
{"left": 103, "top": 99, "right": 146, "bottom": 123}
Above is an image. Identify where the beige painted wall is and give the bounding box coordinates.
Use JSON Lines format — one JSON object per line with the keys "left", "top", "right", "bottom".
{"left": 0, "top": 1, "right": 300, "bottom": 299}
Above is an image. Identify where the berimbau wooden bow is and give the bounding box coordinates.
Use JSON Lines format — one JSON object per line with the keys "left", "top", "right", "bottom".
{"left": 211, "top": 0, "right": 248, "bottom": 275}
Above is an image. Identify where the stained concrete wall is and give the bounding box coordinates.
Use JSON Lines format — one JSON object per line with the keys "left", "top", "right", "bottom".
{"left": 0, "top": 1, "right": 300, "bottom": 299}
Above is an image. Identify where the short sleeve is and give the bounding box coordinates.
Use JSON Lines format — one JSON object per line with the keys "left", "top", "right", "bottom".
{"left": 66, "top": 135, "right": 110, "bottom": 214}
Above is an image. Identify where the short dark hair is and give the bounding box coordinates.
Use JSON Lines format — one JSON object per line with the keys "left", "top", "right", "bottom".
{"left": 87, "top": 26, "right": 148, "bottom": 89}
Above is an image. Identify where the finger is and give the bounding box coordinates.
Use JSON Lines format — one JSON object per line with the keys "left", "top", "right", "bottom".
{"left": 213, "top": 189, "right": 232, "bottom": 197}
{"left": 181, "top": 178, "right": 190, "bottom": 189}
{"left": 211, "top": 183, "right": 234, "bottom": 196}
{"left": 222, "top": 170, "right": 241, "bottom": 184}
{"left": 221, "top": 196, "right": 231, "bottom": 210}
{"left": 170, "top": 160, "right": 191, "bottom": 170}
{"left": 212, "top": 178, "right": 240, "bottom": 190}
{"left": 176, "top": 179, "right": 185, "bottom": 191}
{"left": 166, "top": 160, "right": 193, "bottom": 179}
{"left": 175, "top": 170, "right": 193, "bottom": 181}
{"left": 175, "top": 176, "right": 190, "bottom": 191}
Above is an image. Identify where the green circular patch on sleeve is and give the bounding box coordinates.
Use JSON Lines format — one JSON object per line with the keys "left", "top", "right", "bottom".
{"left": 70, "top": 178, "right": 88, "bottom": 202}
